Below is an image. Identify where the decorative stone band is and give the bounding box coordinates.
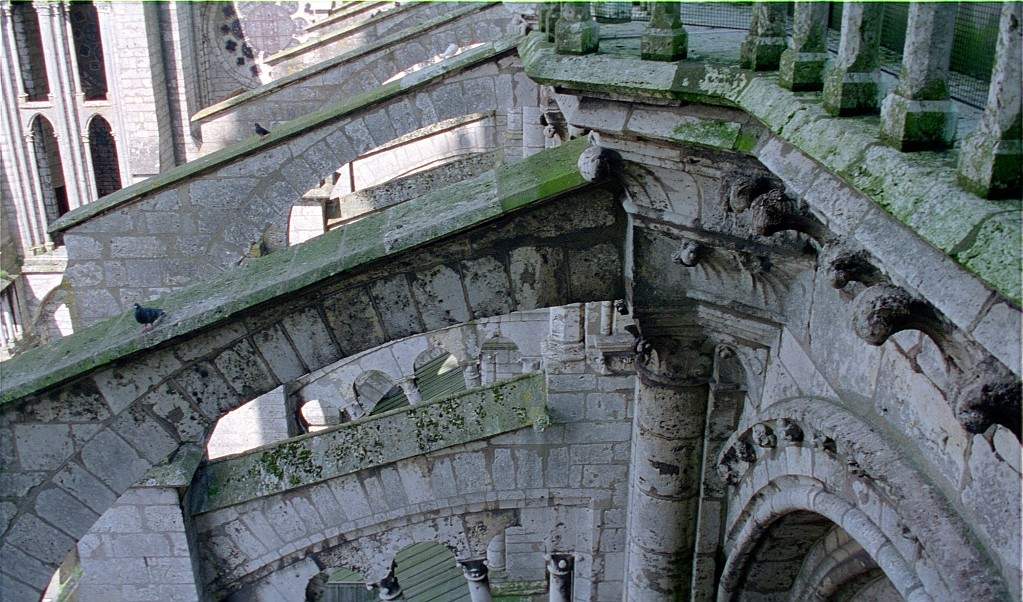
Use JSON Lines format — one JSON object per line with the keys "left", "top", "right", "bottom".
{"left": 190, "top": 373, "right": 547, "bottom": 513}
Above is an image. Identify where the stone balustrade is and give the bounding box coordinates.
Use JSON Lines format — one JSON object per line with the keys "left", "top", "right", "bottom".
{"left": 543, "top": 1, "right": 1020, "bottom": 199}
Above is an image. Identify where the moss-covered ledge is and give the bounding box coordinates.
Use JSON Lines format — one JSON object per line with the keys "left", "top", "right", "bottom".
{"left": 48, "top": 35, "right": 520, "bottom": 235}
{"left": 192, "top": 3, "right": 497, "bottom": 124}
{"left": 519, "top": 32, "right": 1021, "bottom": 304}
{"left": 191, "top": 373, "right": 547, "bottom": 513}
{"left": 1, "top": 138, "right": 589, "bottom": 405}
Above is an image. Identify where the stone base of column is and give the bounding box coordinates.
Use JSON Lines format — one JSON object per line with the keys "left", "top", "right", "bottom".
{"left": 555, "top": 20, "right": 599, "bottom": 55}
{"left": 641, "top": 27, "right": 687, "bottom": 61}
{"left": 778, "top": 50, "right": 828, "bottom": 91}
{"left": 740, "top": 36, "right": 786, "bottom": 71}
{"left": 880, "top": 93, "right": 957, "bottom": 151}
{"left": 958, "top": 134, "right": 1022, "bottom": 199}
{"left": 822, "top": 68, "right": 880, "bottom": 116}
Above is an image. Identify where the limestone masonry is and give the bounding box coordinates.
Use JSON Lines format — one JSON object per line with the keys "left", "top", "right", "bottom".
{"left": 0, "top": 2, "right": 1020, "bottom": 602}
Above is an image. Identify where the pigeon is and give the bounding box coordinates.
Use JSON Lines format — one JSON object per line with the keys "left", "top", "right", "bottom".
{"left": 134, "top": 303, "right": 165, "bottom": 332}
{"left": 254, "top": 122, "right": 270, "bottom": 137}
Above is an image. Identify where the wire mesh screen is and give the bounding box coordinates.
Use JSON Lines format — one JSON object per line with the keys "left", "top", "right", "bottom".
{"left": 826, "top": 2, "right": 996, "bottom": 108}
{"left": 681, "top": 2, "right": 752, "bottom": 30}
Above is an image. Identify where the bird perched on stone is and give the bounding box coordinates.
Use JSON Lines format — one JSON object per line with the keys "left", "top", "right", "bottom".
{"left": 134, "top": 303, "right": 165, "bottom": 332}
{"left": 254, "top": 122, "right": 270, "bottom": 137}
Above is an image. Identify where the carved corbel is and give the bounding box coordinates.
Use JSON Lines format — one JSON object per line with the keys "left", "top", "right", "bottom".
{"left": 824, "top": 246, "right": 883, "bottom": 289}
{"left": 720, "top": 171, "right": 783, "bottom": 213}
{"left": 577, "top": 145, "right": 622, "bottom": 183}
{"left": 751, "top": 423, "right": 776, "bottom": 448}
{"left": 671, "top": 239, "right": 703, "bottom": 267}
{"left": 850, "top": 284, "right": 942, "bottom": 346}
{"left": 954, "top": 360, "right": 1021, "bottom": 439}
{"left": 750, "top": 188, "right": 828, "bottom": 242}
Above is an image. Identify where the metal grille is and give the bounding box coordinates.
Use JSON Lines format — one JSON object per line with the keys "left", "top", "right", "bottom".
{"left": 826, "top": 2, "right": 996, "bottom": 108}
{"left": 681, "top": 2, "right": 751, "bottom": 30}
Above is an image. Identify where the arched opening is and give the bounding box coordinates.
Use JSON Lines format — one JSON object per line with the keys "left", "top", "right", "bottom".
{"left": 11, "top": 1, "right": 50, "bottom": 102}
{"left": 480, "top": 336, "right": 522, "bottom": 386}
{"left": 412, "top": 347, "right": 466, "bottom": 401}
{"left": 68, "top": 1, "right": 108, "bottom": 100}
{"left": 731, "top": 510, "right": 900, "bottom": 601}
{"left": 30, "top": 116, "right": 69, "bottom": 222}
{"left": 355, "top": 369, "right": 407, "bottom": 416}
{"left": 87, "top": 116, "right": 122, "bottom": 197}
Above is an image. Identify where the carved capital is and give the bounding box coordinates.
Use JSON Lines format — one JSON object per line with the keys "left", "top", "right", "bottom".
{"left": 671, "top": 239, "right": 703, "bottom": 267}
{"left": 577, "top": 145, "right": 622, "bottom": 183}
{"left": 459, "top": 559, "right": 489, "bottom": 582}
{"left": 545, "top": 553, "right": 574, "bottom": 577}
{"left": 373, "top": 571, "right": 403, "bottom": 601}
{"left": 954, "top": 361, "right": 1022, "bottom": 439}
{"left": 635, "top": 336, "right": 713, "bottom": 387}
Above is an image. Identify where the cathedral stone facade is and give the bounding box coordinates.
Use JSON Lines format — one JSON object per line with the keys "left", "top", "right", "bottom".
{"left": 0, "top": 2, "right": 1020, "bottom": 602}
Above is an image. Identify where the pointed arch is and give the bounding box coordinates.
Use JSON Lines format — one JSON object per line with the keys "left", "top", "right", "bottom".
{"left": 28, "top": 114, "right": 69, "bottom": 222}
{"left": 86, "top": 115, "right": 122, "bottom": 197}
{"left": 68, "top": 1, "right": 108, "bottom": 100}
{"left": 11, "top": 1, "right": 50, "bottom": 101}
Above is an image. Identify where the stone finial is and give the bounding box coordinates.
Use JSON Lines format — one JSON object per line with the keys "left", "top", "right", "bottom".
{"left": 671, "top": 239, "right": 703, "bottom": 267}
{"left": 740, "top": 3, "right": 788, "bottom": 71}
{"left": 555, "top": 3, "right": 598, "bottom": 55}
{"left": 954, "top": 361, "right": 1022, "bottom": 439}
{"left": 825, "top": 247, "right": 882, "bottom": 289}
{"left": 880, "top": 3, "right": 958, "bottom": 151}
{"left": 957, "top": 2, "right": 1022, "bottom": 199}
{"left": 642, "top": 1, "right": 687, "bottom": 61}
{"left": 779, "top": 2, "right": 830, "bottom": 90}
{"left": 577, "top": 145, "right": 621, "bottom": 182}
{"left": 823, "top": 3, "right": 883, "bottom": 116}
{"left": 752, "top": 423, "right": 776, "bottom": 448}
{"left": 850, "top": 284, "right": 934, "bottom": 346}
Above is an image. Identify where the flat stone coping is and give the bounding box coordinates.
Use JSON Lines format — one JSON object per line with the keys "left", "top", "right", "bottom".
{"left": 1, "top": 138, "right": 589, "bottom": 405}
{"left": 305, "top": 0, "right": 392, "bottom": 33}
{"left": 50, "top": 33, "right": 519, "bottom": 234}
{"left": 192, "top": 3, "right": 496, "bottom": 124}
{"left": 191, "top": 373, "right": 547, "bottom": 513}
{"left": 518, "top": 32, "right": 1021, "bottom": 305}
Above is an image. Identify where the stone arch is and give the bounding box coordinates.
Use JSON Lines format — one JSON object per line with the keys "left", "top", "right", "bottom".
{"left": 28, "top": 285, "right": 73, "bottom": 346}
{"left": 11, "top": 1, "right": 50, "bottom": 101}
{"left": 788, "top": 524, "right": 901, "bottom": 602}
{"left": 28, "top": 114, "right": 69, "bottom": 223}
{"left": 714, "top": 397, "right": 1013, "bottom": 601}
{"left": 353, "top": 369, "right": 406, "bottom": 415}
{"left": 480, "top": 335, "right": 522, "bottom": 386}
{"left": 68, "top": 1, "right": 108, "bottom": 101}
{"left": 85, "top": 115, "right": 122, "bottom": 198}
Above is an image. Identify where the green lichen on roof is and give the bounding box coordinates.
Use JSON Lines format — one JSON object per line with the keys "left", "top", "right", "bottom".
{"left": 192, "top": 3, "right": 495, "bottom": 123}
{"left": 0, "top": 139, "right": 588, "bottom": 405}
{"left": 50, "top": 34, "right": 521, "bottom": 235}
{"left": 191, "top": 373, "right": 546, "bottom": 513}
{"left": 518, "top": 31, "right": 1022, "bottom": 305}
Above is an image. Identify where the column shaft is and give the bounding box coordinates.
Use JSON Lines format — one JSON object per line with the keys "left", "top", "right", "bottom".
{"left": 957, "top": 2, "right": 1022, "bottom": 199}
{"left": 546, "top": 554, "right": 573, "bottom": 602}
{"left": 880, "top": 3, "right": 958, "bottom": 150}
{"left": 555, "top": 2, "right": 598, "bottom": 55}
{"left": 641, "top": 1, "right": 686, "bottom": 61}
{"left": 779, "top": 1, "right": 829, "bottom": 90}
{"left": 823, "top": 2, "right": 883, "bottom": 116}
{"left": 460, "top": 559, "right": 493, "bottom": 602}
{"left": 740, "top": 2, "right": 787, "bottom": 71}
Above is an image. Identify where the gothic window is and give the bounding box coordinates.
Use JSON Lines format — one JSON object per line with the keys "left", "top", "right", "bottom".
{"left": 69, "top": 1, "right": 108, "bottom": 101}
{"left": 29, "top": 116, "right": 68, "bottom": 222}
{"left": 11, "top": 2, "right": 50, "bottom": 101}
{"left": 87, "top": 116, "right": 122, "bottom": 198}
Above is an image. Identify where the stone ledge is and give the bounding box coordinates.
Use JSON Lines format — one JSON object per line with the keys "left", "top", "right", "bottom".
{"left": 305, "top": 1, "right": 393, "bottom": 34}
{"left": 1, "top": 138, "right": 589, "bottom": 405}
{"left": 191, "top": 373, "right": 547, "bottom": 513}
{"left": 519, "top": 32, "right": 1021, "bottom": 305}
{"left": 49, "top": 35, "right": 521, "bottom": 235}
{"left": 192, "top": 3, "right": 497, "bottom": 124}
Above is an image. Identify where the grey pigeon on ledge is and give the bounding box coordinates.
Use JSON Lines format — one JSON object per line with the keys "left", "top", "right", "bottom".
{"left": 254, "top": 122, "right": 270, "bottom": 137}
{"left": 134, "top": 303, "right": 165, "bottom": 332}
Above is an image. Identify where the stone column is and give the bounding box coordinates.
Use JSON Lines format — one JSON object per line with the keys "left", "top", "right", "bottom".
{"left": 879, "top": 3, "right": 957, "bottom": 150}
{"left": 545, "top": 3, "right": 561, "bottom": 43}
{"left": 459, "top": 559, "right": 493, "bottom": 602}
{"left": 462, "top": 361, "right": 482, "bottom": 389}
{"left": 642, "top": 1, "right": 686, "bottom": 61}
{"left": 544, "top": 303, "right": 586, "bottom": 373}
{"left": 624, "top": 337, "right": 712, "bottom": 600}
{"left": 778, "top": 1, "right": 829, "bottom": 90}
{"left": 740, "top": 2, "right": 787, "bottom": 71}
{"left": 958, "top": 2, "right": 1022, "bottom": 199}
{"left": 545, "top": 553, "right": 573, "bottom": 602}
{"left": 823, "top": 2, "right": 883, "bottom": 116}
{"left": 555, "top": 2, "right": 598, "bottom": 55}
{"left": 398, "top": 377, "right": 422, "bottom": 404}
{"left": 22, "top": 129, "right": 55, "bottom": 250}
